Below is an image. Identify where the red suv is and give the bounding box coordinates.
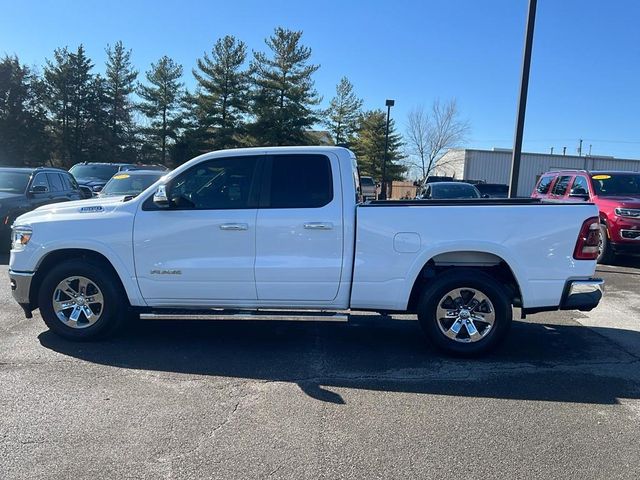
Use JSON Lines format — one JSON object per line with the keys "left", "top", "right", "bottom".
{"left": 532, "top": 170, "right": 640, "bottom": 263}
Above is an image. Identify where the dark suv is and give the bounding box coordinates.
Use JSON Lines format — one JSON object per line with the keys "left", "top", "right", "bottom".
{"left": 69, "top": 162, "right": 168, "bottom": 193}
{"left": 0, "top": 167, "right": 85, "bottom": 247}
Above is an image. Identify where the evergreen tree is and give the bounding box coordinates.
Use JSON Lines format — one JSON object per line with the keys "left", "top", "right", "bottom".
{"left": 43, "top": 45, "right": 99, "bottom": 167}
{"left": 193, "top": 35, "right": 249, "bottom": 149}
{"left": 351, "top": 110, "right": 406, "bottom": 181}
{"left": 250, "top": 27, "right": 321, "bottom": 146}
{"left": 105, "top": 41, "right": 138, "bottom": 160}
{"left": 323, "top": 77, "right": 362, "bottom": 145}
{"left": 137, "top": 56, "right": 184, "bottom": 165}
{"left": 0, "top": 55, "right": 49, "bottom": 166}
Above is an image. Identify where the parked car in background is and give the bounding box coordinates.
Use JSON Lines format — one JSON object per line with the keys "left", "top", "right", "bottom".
{"left": 531, "top": 170, "right": 640, "bottom": 263}
{"left": 69, "top": 162, "right": 168, "bottom": 193}
{"left": 360, "top": 176, "right": 377, "bottom": 201}
{"left": 0, "top": 167, "right": 85, "bottom": 248}
{"left": 418, "top": 181, "right": 481, "bottom": 200}
{"left": 475, "top": 183, "right": 509, "bottom": 199}
{"left": 98, "top": 170, "right": 167, "bottom": 198}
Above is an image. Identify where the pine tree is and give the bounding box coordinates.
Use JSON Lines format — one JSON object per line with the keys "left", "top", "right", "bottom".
{"left": 0, "top": 55, "right": 49, "bottom": 166}
{"left": 250, "top": 27, "right": 321, "bottom": 146}
{"left": 138, "top": 56, "right": 184, "bottom": 165}
{"left": 351, "top": 110, "right": 406, "bottom": 181}
{"left": 44, "top": 45, "right": 97, "bottom": 167}
{"left": 323, "top": 77, "right": 362, "bottom": 145}
{"left": 193, "top": 35, "right": 249, "bottom": 149}
{"left": 105, "top": 41, "right": 138, "bottom": 160}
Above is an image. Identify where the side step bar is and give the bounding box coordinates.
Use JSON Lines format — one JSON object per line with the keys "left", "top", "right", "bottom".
{"left": 139, "top": 310, "right": 349, "bottom": 322}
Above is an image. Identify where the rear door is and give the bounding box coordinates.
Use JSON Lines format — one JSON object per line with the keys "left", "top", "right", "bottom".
{"left": 254, "top": 153, "right": 343, "bottom": 302}
{"left": 549, "top": 175, "right": 573, "bottom": 200}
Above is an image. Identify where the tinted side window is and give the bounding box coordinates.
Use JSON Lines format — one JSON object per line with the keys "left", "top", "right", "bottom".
{"left": 32, "top": 173, "right": 50, "bottom": 191}
{"left": 66, "top": 174, "right": 79, "bottom": 190}
{"left": 552, "top": 176, "right": 572, "bottom": 196}
{"left": 47, "top": 173, "right": 64, "bottom": 192}
{"left": 169, "top": 156, "right": 259, "bottom": 210}
{"left": 269, "top": 155, "right": 333, "bottom": 208}
{"left": 571, "top": 176, "right": 589, "bottom": 194}
{"left": 536, "top": 175, "right": 555, "bottom": 194}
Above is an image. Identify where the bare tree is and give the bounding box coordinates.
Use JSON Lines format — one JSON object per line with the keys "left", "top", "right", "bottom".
{"left": 404, "top": 99, "right": 470, "bottom": 181}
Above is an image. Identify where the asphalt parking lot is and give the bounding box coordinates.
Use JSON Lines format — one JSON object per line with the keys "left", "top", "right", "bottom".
{"left": 1, "top": 257, "right": 640, "bottom": 479}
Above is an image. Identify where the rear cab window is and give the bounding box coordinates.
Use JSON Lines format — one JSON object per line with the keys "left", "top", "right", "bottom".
{"left": 266, "top": 154, "right": 333, "bottom": 208}
{"left": 552, "top": 175, "right": 572, "bottom": 196}
{"left": 535, "top": 175, "right": 556, "bottom": 195}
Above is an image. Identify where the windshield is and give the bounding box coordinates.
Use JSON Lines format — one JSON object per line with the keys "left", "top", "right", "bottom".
{"left": 101, "top": 173, "right": 163, "bottom": 196}
{"left": 360, "top": 177, "right": 375, "bottom": 186}
{"left": 476, "top": 184, "right": 508, "bottom": 195}
{"left": 591, "top": 174, "right": 640, "bottom": 196}
{"left": 432, "top": 183, "right": 480, "bottom": 199}
{"left": 0, "top": 171, "right": 31, "bottom": 193}
{"left": 70, "top": 164, "right": 120, "bottom": 181}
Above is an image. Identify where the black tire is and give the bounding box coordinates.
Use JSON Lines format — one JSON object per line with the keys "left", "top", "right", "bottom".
{"left": 417, "top": 268, "right": 512, "bottom": 356}
{"left": 37, "top": 258, "right": 128, "bottom": 340}
{"left": 597, "top": 225, "right": 615, "bottom": 265}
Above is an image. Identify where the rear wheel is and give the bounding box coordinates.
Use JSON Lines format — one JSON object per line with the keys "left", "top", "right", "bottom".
{"left": 597, "top": 225, "right": 615, "bottom": 264}
{"left": 417, "top": 269, "right": 512, "bottom": 356}
{"left": 37, "top": 259, "right": 127, "bottom": 340}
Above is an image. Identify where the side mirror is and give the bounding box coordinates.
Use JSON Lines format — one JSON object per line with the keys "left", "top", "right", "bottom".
{"left": 30, "top": 185, "right": 48, "bottom": 194}
{"left": 153, "top": 184, "right": 170, "bottom": 208}
{"left": 482, "top": 194, "right": 490, "bottom": 199}
{"left": 93, "top": 186, "right": 103, "bottom": 193}
{"left": 569, "top": 188, "right": 589, "bottom": 199}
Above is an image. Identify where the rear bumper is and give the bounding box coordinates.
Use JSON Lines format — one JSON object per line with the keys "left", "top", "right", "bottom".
{"left": 9, "top": 269, "right": 34, "bottom": 318}
{"left": 560, "top": 278, "right": 604, "bottom": 311}
{"left": 610, "top": 241, "right": 640, "bottom": 255}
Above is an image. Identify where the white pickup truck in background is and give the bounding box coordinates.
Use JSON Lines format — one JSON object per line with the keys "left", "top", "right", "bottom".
{"left": 8, "top": 147, "right": 604, "bottom": 355}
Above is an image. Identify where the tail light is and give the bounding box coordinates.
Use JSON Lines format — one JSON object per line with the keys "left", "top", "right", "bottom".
{"left": 573, "top": 217, "right": 600, "bottom": 260}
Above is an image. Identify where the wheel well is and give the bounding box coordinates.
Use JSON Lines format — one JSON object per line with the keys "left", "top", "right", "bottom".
{"left": 29, "top": 249, "right": 126, "bottom": 309}
{"left": 406, "top": 252, "right": 522, "bottom": 313}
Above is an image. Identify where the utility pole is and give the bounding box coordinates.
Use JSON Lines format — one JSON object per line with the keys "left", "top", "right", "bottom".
{"left": 380, "top": 99, "right": 395, "bottom": 200}
{"left": 563, "top": 146, "right": 566, "bottom": 156}
{"left": 578, "top": 138, "right": 583, "bottom": 157}
{"left": 508, "top": 0, "right": 538, "bottom": 198}
{"left": 550, "top": 147, "right": 554, "bottom": 154}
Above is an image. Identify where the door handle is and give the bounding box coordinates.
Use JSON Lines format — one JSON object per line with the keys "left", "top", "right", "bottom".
{"left": 219, "top": 223, "right": 249, "bottom": 231}
{"left": 304, "top": 222, "right": 333, "bottom": 230}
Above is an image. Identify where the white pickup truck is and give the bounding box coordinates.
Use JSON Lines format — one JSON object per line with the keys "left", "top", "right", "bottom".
{"left": 9, "top": 147, "right": 604, "bottom": 355}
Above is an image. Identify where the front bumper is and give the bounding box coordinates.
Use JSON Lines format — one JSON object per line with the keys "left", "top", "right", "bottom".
{"left": 9, "top": 269, "right": 34, "bottom": 318}
{"left": 560, "top": 278, "right": 604, "bottom": 311}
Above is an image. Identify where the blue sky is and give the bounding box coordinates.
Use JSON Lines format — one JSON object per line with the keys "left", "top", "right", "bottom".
{"left": 1, "top": 0, "right": 639, "bottom": 159}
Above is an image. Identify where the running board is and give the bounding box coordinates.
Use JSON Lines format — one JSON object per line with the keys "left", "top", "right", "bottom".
{"left": 139, "top": 310, "right": 349, "bottom": 322}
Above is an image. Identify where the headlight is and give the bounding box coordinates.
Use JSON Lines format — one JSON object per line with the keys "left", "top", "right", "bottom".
{"left": 11, "top": 225, "right": 32, "bottom": 251}
{"left": 615, "top": 208, "right": 640, "bottom": 218}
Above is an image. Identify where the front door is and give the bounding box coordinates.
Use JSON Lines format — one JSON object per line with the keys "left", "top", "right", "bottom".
{"left": 254, "top": 153, "right": 343, "bottom": 302}
{"left": 133, "top": 155, "right": 263, "bottom": 306}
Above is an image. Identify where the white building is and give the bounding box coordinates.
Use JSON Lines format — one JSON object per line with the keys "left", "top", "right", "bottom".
{"left": 433, "top": 148, "right": 640, "bottom": 196}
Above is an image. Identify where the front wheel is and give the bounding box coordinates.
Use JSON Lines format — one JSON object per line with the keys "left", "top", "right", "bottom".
{"left": 417, "top": 269, "right": 512, "bottom": 356}
{"left": 37, "top": 259, "right": 127, "bottom": 340}
{"left": 597, "top": 225, "right": 615, "bottom": 264}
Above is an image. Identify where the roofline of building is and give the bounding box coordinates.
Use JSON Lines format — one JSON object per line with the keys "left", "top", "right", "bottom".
{"left": 446, "top": 148, "right": 640, "bottom": 163}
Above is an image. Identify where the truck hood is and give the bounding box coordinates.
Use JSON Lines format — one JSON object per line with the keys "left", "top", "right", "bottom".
{"left": 596, "top": 196, "right": 640, "bottom": 208}
{"left": 15, "top": 196, "right": 129, "bottom": 224}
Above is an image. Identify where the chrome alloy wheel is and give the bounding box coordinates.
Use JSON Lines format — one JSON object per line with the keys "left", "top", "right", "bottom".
{"left": 52, "top": 276, "right": 104, "bottom": 329}
{"left": 435, "top": 287, "right": 496, "bottom": 343}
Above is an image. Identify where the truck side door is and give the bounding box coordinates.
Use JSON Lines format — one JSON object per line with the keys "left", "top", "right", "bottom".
{"left": 133, "top": 155, "right": 263, "bottom": 305}
{"left": 254, "top": 153, "right": 343, "bottom": 302}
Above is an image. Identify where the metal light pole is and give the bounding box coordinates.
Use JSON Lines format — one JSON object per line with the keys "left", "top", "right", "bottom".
{"left": 508, "top": 0, "right": 537, "bottom": 198}
{"left": 380, "top": 99, "right": 395, "bottom": 200}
